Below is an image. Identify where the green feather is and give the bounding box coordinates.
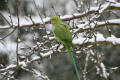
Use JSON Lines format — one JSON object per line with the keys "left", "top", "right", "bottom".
{"left": 66, "top": 46, "right": 81, "bottom": 80}
{"left": 51, "top": 16, "right": 81, "bottom": 80}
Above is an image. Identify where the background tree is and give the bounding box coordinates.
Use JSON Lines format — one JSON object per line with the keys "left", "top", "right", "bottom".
{"left": 0, "top": 0, "right": 120, "bottom": 80}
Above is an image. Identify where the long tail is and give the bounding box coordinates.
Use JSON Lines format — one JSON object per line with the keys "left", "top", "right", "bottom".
{"left": 66, "top": 46, "right": 81, "bottom": 80}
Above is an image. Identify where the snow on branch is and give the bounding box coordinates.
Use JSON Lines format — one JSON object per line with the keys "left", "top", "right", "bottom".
{"left": 0, "top": 50, "right": 53, "bottom": 79}
{"left": 76, "top": 19, "right": 120, "bottom": 33}
{"left": 90, "top": 50, "right": 109, "bottom": 79}
{"left": 0, "top": 1, "right": 120, "bottom": 80}
{"left": 73, "top": 32, "right": 120, "bottom": 46}
{"left": 0, "top": 64, "right": 16, "bottom": 73}
{"left": 0, "top": 2, "right": 120, "bottom": 30}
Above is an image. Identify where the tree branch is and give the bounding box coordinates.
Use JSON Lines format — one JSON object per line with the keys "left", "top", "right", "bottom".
{"left": 0, "top": 3, "right": 120, "bottom": 30}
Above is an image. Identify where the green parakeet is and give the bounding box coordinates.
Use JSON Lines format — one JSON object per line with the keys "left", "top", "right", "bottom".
{"left": 51, "top": 16, "right": 81, "bottom": 80}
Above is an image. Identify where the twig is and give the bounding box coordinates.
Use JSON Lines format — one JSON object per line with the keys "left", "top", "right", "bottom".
{"left": 16, "top": 0, "right": 20, "bottom": 66}
{"left": 0, "top": 29, "right": 16, "bottom": 40}
{"left": 0, "top": 13, "right": 11, "bottom": 26}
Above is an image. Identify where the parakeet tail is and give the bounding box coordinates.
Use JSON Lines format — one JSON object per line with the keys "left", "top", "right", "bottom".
{"left": 66, "top": 46, "right": 81, "bottom": 80}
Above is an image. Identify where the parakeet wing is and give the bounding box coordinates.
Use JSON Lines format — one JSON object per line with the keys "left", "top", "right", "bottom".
{"left": 53, "top": 23, "right": 73, "bottom": 46}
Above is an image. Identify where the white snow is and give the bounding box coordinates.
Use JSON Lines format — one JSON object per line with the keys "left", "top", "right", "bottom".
{"left": 106, "top": 0, "right": 116, "bottom": 3}
{"left": 0, "top": 1, "right": 120, "bottom": 29}
{"left": 0, "top": 1, "right": 120, "bottom": 80}
{"left": 43, "top": 17, "right": 50, "bottom": 23}
{"left": 106, "top": 35, "right": 120, "bottom": 44}
{"left": 76, "top": 19, "right": 120, "bottom": 31}
{"left": 32, "top": 56, "right": 40, "bottom": 61}
{"left": 40, "top": 50, "right": 53, "bottom": 57}
{"left": 100, "top": 63, "right": 109, "bottom": 78}
{"left": 0, "top": 64, "right": 16, "bottom": 72}
{"left": 6, "top": 64, "right": 16, "bottom": 69}
{"left": 32, "top": 69, "right": 41, "bottom": 77}
{"left": 73, "top": 32, "right": 120, "bottom": 45}
{"left": 49, "top": 37, "right": 55, "bottom": 40}
{"left": 60, "top": 15, "right": 73, "bottom": 19}
{"left": 19, "top": 62, "right": 27, "bottom": 67}
{"left": 99, "top": 3, "right": 110, "bottom": 13}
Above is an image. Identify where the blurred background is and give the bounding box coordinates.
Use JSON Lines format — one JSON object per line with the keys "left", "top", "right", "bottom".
{"left": 0, "top": 0, "right": 120, "bottom": 80}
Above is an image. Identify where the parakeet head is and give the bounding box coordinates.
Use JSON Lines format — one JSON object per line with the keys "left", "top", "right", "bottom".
{"left": 50, "top": 16, "right": 62, "bottom": 24}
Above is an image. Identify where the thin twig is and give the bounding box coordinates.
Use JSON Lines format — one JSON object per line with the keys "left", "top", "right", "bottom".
{"left": 16, "top": 0, "right": 20, "bottom": 66}
{"left": 0, "top": 29, "right": 16, "bottom": 40}
{"left": 0, "top": 13, "right": 11, "bottom": 26}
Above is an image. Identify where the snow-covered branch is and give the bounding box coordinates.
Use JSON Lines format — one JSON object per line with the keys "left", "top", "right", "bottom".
{"left": 90, "top": 50, "right": 109, "bottom": 80}
{"left": 0, "top": 1, "right": 120, "bottom": 80}
{"left": 73, "top": 32, "right": 120, "bottom": 46}
{"left": 75, "top": 19, "right": 120, "bottom": 33}
{"left": 0, "top": 2, "right": 120, "bottom": 30}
